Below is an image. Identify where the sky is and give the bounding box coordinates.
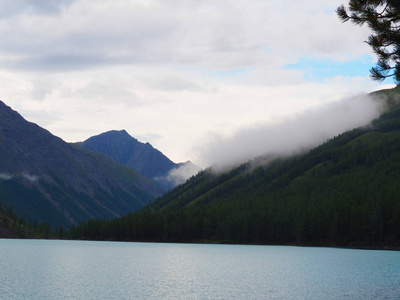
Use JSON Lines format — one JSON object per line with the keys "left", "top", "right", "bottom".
{"left": 0, "top": 0, "right": 396, "bottom": 169}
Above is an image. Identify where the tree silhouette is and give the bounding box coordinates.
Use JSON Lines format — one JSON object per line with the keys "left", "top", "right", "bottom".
{"left": 337, "top": 1, "right": 400, "bottom": 83}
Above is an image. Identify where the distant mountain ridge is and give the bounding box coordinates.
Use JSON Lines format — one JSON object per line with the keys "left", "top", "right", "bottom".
{"left": 0, "top": 100, "right": 163, "bottom": 228}
{"left": 81, "top": 130, "right": 200, "bottom": 190}
{"left": 82, "top": 130, "right": 176, "bottom": 180}
{"left": 68, "top": 87, "right": 400, "bottom": 249}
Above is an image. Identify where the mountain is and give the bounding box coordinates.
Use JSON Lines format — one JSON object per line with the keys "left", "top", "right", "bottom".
{"left": 81, "top": 130, "right": 200, "bottom": 190}
{"left": 0, "top": 100, "right": 163, "bottom": 228}
{"left": 68, "top": 87, "right": 400, "bottom": 249}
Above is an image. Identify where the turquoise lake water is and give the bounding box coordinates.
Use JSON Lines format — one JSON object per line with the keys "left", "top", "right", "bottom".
{"left": 0, "top": 239, "right": 399, "bottom": 299}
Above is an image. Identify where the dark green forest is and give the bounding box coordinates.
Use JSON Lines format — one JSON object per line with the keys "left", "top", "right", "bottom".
{"left": 67, "top": 88, "right": 400, "bottom": 248}
{"left": 0, "top": 203, "right": 57, "bottom": 239}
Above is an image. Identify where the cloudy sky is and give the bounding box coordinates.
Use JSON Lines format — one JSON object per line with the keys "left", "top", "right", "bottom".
{"left": 0, "top": 0, "right": 395, "bottom": 168}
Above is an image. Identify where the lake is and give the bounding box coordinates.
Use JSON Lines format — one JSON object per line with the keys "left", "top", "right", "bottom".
{"left": 0, "top": 239, "right": 399, "bottom": 299}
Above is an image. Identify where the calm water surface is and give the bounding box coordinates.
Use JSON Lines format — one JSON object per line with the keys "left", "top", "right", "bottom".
{"left": 0, "top": 239, "right": 399, "bottom": 299}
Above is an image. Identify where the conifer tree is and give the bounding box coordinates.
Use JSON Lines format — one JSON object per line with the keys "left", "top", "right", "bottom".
{"left": 337, "top": 1, "right": 400, "bottom": 83}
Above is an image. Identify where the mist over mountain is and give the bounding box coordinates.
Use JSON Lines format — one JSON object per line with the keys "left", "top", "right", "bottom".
{"left": 81, "top": 130, "right": 200, "bottom": 190}
{"left": 0, "top": 100, "right": 163, "bottom": 228}
{"left": 197, "top": 92, "right": 388, "bottom": 171}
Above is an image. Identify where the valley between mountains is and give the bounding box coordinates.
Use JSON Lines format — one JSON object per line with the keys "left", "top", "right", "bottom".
{"left": 1, "top": 87, "right": 400, "bottom": 249}
{"left": 0, "top": 100, "right": 198, "bottom": 229}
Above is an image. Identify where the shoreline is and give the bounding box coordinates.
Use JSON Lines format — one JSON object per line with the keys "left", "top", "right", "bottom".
{"left": 3, "top": 235, "right": 398, "bottom": 251}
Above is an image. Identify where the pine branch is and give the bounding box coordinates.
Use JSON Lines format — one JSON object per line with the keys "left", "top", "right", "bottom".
{"left": 338, "top": 0, "right": 400, "bottom": 83}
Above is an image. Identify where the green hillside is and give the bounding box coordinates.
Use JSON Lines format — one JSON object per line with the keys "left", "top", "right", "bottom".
{"left": 68, "top": 87, "right": 400, "bottom": 248}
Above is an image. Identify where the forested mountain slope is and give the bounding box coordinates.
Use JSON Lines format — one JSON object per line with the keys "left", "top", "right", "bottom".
{"left": 0, "top": 101, "right": 163, "bottom": 228}
{"left": 68, "top": 87, "right": 400, "bottom": 248}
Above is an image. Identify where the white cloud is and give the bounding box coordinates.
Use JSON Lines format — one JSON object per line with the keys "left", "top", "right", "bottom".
{"left": 0, "top": 0, "right": 390, "bottom": 165}
{"left": 0, "top": 173, "right": 13, "bottom": 180}
{"left": 21, "top": 172, "right": 39, "bottom": 183}
{"left": 0, "top": 0, "right": 76, "bottom": 17}
{"left": 196, "top": 93, "right": 387, "bottom": 169}
{"left": 0, "top": 0, "right": 372, "bottom": 72}
{"left": 0, "top": 172, "right": 39, "bottom": 183}
{"left": 158, "top": 161, "right": 202, "bottom": 187}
